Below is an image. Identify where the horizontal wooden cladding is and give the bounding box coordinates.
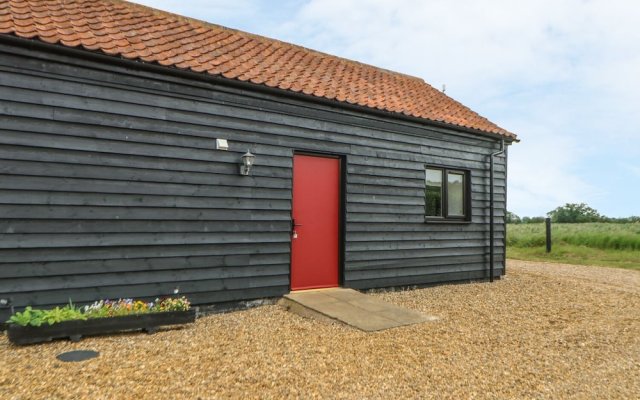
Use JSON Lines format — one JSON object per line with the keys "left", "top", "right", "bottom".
{"left": 2, "top": 105, "right": 503, "bottom": 181}
{"left": 1, "top": 277, "right": 290, "bottom": 309}
{"left": 346, "top": 240, "right": 504, "bottom": 253}
{"left": 1, "top": 49, "right": 510, "bottom": 170}
{"left": 346, "top": 254, "right": 485, "bottom": 270}
{"left": 0, "top": 152, "right": 291, "bottom": 183}
{"left": 347, "top": 222, "right": 504, "bottom": 233}
{"left": 0, "top": 107, "right": 354, "bottom": 157}
{"left": 0, "top": 89, "right": 500, "bottom": 161}
{"left": 0, "top": 70, "right": 502, "bottom": 159}
{"left": 3, "top": 263, "right": 290, "bottom": 292}
{"left": 346, "top": 177, "right": 507, "bottom": 192}
{"left": 347, "top": 235, "right": 504, "bottom": 247}
{"left": 0, "top": 115, "right": 295, "bottom": 167}
{"left": 346, "top": 204, "right": 506, "bottom": 216}
{"left": 0, "top": 138, "right": 292, "bottom": 174}
{"left": 347, "top": 269, "right": 504, "bottom": 289}
{"left": 346, "top": 246, "right": 498, "bottom": 262}
{"left": 0, "top": 205, "right": 290, "bottom": 221}
{"left": 0, "top": 232, "right": 291, "bottom": 249}
{"left": 347, "top": 160, "right": 505, "bottom": 177}
{"left": 0, "top": 50, "right": 503, "bottom": 151}
{"left": 0, "top": 112, "right": 295, "bottom": 160}
{"left": 0, "top": 190, "right": 290, "bottom": 210}
{"left": 0, "top": 242, "right": 291, "bottom": 263}
{"left": 347, "top": 213, "right": 504, "bottom": 224}
{"left": 347, "top": 231, "right": 502, "bottom": 242}
{"left": 348, "top": 154, "right": 506, "bottom": 174}
{"left": 346, "top": 262, "right": 489, "bottom": 280}
{"left": 347, "top": 203, "right": 420, "bottom": 215}
{"left": 0, "top": 253, "right": 290, "bottom": 278}
{"left": 0, "top": 162, "right": 290, "bottom": 192}
{"left": 185, "top": 286, "right": 288, "bottom": 305}
{"left": 346, "top": 239, "right": 506, "bottom": 251}
{"left": 348, "top": 184, "right": 423, "bottom": 198}
{"left": 0, "top": 220, "right": 291, "bottom": 234}
{"left": 347, "top": 191, "right": 505, "bottom": 207}
{"left": 0, "top": 44, "right": 511, "bottom": 308}
{"left": 347, "top": 173, "right": 506, "bottom": 191}
{"left": 0, "top": 175, "right": 287, "bottom": 198}
{"left": 352, "top": 143, "right": 505, "bottom": 165}
{"left": 348, "top": 193, "right": 424, "bottom": 206}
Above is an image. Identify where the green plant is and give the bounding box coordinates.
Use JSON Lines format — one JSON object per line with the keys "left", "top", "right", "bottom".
{"left": 506, "top": 222, "right": 640, "bottom": 270}
{"left": 508, "top": 222, "right": 640, "bottom": 251}
{"left": 41, "top": 303, "right": 87, "bottom": 325}
{"left": 7, "top": 296, "right": 192, "bottom": 326}
{"left": 7, "top": 306, "right": 45, "bottom": 327}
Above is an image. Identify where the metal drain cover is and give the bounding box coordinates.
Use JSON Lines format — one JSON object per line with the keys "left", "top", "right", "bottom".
{"left": 56, "top": 350, "right": 100, "bottom": 362}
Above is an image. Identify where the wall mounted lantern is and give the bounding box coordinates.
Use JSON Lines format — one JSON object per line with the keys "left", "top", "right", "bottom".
{"left": 240, "top": 150, "right": 256, "bottom": 176}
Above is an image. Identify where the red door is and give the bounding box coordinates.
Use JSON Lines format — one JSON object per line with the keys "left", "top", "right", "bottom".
{"left": 291, "top": 154, "right": 340, "bottom": 290}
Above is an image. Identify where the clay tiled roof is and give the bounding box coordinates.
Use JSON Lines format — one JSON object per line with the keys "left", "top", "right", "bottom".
{"left": 0, "top": 0, "right": 516, "bottom": 139}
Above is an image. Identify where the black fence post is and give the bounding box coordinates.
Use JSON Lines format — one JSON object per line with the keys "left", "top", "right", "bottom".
{"left": 545, "top": 218, "right": 552, "bottom": 253}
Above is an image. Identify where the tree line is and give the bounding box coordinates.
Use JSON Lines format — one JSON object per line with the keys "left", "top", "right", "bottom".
{"left": 507, "top": 203, "right": 640, "bottom": 224}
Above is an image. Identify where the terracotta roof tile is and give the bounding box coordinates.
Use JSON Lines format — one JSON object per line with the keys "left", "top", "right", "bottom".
{"left": 0, "top": 0, "right": 515, "bottom": 138}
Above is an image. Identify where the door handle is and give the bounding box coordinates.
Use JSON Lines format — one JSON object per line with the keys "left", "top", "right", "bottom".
{"left": 291, "top": 218, "right": 303, "bottom": 238}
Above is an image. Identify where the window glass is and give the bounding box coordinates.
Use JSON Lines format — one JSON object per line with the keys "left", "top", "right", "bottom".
{"left": 425, "top": 168, "right": 443, "bottom": 217}
{"left": 447, "top": 172, "right": 465, "bottom": 216}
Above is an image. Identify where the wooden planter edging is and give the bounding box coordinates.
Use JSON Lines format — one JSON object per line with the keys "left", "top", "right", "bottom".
{"left": 7, "top": 309, "right": 196, "bottom": 345}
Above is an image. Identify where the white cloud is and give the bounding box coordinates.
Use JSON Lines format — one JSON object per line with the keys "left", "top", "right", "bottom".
{"left": 508, "top": 133, "right": 597, "bottom": 217}
{"left": 131, "top": 0, "right": 640, "bottom": 216}
{"left": 281, "top": 1, "right": 640, "bottom": 99}
{"left": 278, "top": 0, "right": 640, "bottom": 217}
{"left": 279, "top": 1, "right": 577, "bottom": 97}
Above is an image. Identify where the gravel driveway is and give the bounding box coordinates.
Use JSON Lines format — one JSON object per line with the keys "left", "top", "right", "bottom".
{"left": 1, "top": 260, "right": 638, "bottom": 399}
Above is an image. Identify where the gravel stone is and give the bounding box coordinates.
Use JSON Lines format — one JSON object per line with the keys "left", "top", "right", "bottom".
{"left": 1, "top": 260, "right": 638, "bottom": 399}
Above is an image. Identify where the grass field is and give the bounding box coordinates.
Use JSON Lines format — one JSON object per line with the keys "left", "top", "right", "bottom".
{"left": 506, "top": 222, "right": 640, "bottom": 270}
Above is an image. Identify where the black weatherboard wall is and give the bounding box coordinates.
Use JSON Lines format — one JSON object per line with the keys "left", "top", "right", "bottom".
{"left": 0, "top": 39, "right": 508, "bottom": 319}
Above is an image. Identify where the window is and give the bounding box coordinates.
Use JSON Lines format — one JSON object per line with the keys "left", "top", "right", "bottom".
{"left": 425, "top": 166, "right": 470, "bottom": 221}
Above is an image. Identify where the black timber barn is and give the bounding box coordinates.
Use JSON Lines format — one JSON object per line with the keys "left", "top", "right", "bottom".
{"left": 0, "top": 0, "right": 517, "bottom": 320}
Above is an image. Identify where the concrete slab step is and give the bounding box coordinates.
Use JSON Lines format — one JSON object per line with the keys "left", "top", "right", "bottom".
{"left": 279, "top": 288, "right": 437, "bottom": 332}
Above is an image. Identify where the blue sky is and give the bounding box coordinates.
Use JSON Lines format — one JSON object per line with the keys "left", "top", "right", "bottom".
{"left": 135, "top": 0, "right": 640, "bottom": 218}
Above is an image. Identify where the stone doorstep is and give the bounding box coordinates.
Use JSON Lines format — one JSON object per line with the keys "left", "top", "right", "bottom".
{"left": 279, "top": 288, "right": 438, "bottom": 332}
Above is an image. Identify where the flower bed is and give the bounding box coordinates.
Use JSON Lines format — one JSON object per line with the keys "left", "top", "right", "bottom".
{"left": 6, "top": 297, "right": 195, "bottom": 345}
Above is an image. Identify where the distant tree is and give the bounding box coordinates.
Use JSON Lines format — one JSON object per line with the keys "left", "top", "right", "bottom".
{"left": 522, "top": 216, "right": 546, "bottom": 224}
{"left": 547, "top": 203, "right": 603, "bottom": 223}
{"left": 606, "top": 216, "right": 640, "bottom": 223}
{"left": 506, "top": 211, "right": 521, "bottom": 224}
